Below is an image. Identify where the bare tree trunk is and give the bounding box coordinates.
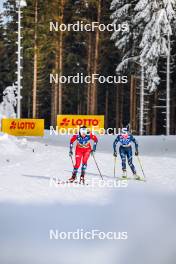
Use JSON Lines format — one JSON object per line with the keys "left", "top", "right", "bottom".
{"left": 120, "top": 86, "right": 124, "bottom": 128}
{"left": 58, "top": 0, "right": 64, "bottom": 115}
{"left": 116, "top": 86, "right": 120, "bottom": 130}
{"left": 105, "top": 88, "right": 109, "bottom": 129}
{"left": 51, "top": 0, "right": 64, "bottom": 126}
{"left": 28, "top": 92, "right": 31, "bottom": 118}
{"left": 172, "top": 94, "right": 176, "bottom": 134}
{"left": 130, "top": 75, "right": 137, "bottom": 132}
{"left": 87, "top": 32, "right": 92, "bottom": 114}
{"left": 51, "top": 83, "right": 55, "bottom": 125}
{"left": 32, "top": 0, "right": 38, "bottom": 118}
{"left": 146, "top": 94, "right": 153, "bottom": 135}
{"left": 152, "top": 91, "right": 157, "bottom": 135}
{"left": 90, "top": 0, "right": 101, "bottom": 114}
{"left": 51, "top": 40, "right": 59, "bottom": 126}
{"left": 116, "top": 84, "right": 123, "bottom": 130}
{"left": 133, "top": 79, "right": 137, "bottom": 132}
{"left": 130, "top": 75, "right": 134, "bottom": 128}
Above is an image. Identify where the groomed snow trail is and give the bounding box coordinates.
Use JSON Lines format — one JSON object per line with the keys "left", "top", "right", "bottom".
{"left": 0, "top": 134, "right": 176, "bottom": 264}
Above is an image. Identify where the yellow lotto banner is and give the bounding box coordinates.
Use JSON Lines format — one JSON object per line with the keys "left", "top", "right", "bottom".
{"left": 57, "top": 115, "right": 104, "bottom": 133}
{"left": 1, "top": 119, "right": 44, "bottom": 136}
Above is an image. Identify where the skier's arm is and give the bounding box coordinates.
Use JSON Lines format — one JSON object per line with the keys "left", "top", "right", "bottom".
{"left": 70, "top": 135, "right": 77, "bottom": 145}
{"left": 69, "top": 135, "right": 77, "bottom": 156}
{"left": 131, "top": 135, "right": 139, "bottom": 155}
{"left": 113, "top": 136, "right": 119, "bottom": 156}
{"left": 90, "top": 133, "right": 98, "bottom": 152}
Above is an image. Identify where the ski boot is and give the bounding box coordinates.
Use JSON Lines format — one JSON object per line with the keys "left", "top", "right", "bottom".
{"left": 122, "top": 170, "right": 127, "bottom": 179}
{"left": 68, "top": 172, "right": 77, "bottom": 183}
{"left": 80, "top": 172, "right": 85, "bottom": 185}
{"left": 133, "top": 173, "right": 140, "bottom": 181}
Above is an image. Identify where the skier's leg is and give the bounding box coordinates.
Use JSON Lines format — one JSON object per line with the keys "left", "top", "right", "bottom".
{"left": 80, "top": 149, "right": 91, "bottom": 183}
{"left": 75, "top": 153, "right": 82, "bottom": 169}
{"left": 127, "top": 147, "right": 136, "bottom": 175}
{"left": 69, "top": 148, "right": 82, "bottom": 182}
{"left": 82, "top": 150, "right": 91, "bottom": 168}
{"left": 119, "top": 146, "right": 127, "bottom": 172}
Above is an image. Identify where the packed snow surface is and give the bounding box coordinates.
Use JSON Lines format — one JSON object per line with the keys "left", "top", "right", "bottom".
{"left": 0, "top": 133, "right": 176, "bottom": 264}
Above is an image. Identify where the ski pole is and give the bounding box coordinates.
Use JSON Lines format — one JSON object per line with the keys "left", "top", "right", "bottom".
{"left": 92, "top": 152, "right": 103, "bottom": 180}
{"left": 137, "top": 155, "right": 146, "bottom": 180}
{"left": 70, "top": 154, "right": 74, "bottom": 167}
{"left": 114, "top": 157, "right": 116, "bottom": 178}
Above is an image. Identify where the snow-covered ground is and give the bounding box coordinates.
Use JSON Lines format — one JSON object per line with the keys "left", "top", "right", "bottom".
{"left": 0, "top": 133, "right": 176, "bottom": 264}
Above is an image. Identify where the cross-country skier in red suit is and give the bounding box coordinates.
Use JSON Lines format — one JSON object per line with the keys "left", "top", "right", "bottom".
{"left": 69, "top": 126, "right": 98, "bottom": 183}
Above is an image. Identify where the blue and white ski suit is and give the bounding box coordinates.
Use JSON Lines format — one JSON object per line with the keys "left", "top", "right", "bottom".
{"left": 113, "top": 134, "right": 138, "bottom": 174}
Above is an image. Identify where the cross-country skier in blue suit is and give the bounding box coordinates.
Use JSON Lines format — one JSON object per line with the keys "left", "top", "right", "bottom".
{"left": 113, "top": 128, "right": 140, "bottom": 179}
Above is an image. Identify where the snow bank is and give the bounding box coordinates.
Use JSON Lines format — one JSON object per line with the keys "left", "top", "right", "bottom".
{"left": 0, "top": 133, "right": 22, "bottom": 157}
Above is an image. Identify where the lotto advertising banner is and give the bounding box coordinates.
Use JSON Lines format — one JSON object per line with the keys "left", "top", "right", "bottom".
{"left": 57, "top": 115, "right": 104, "bottom": 133}
{"left": 1, "top": 119, "right": 44, "bottom": 136}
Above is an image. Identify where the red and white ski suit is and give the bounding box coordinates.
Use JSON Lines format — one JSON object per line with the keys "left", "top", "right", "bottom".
{"left": 70, "top": 133, "right": 98, "bottom": 171}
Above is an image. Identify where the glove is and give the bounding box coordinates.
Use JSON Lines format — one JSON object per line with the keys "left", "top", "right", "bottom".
{"left": 113, "top": 151, "right": 117, "bottom": 157}
{"left": 92, "top": 143, "right": 97, "bottom": 152}
{"left": 91, "top": 143, "right": 97, "bottom": 155}
{"left": 135, "top": 150, "right": 139, "bottom": 156}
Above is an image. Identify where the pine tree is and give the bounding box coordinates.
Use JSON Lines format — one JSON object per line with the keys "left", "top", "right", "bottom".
{"left": 134, "top": 0, "right": 176, "bottom": 91}
{"left": 110, "top": 0, "right": 140, "bottom": 72}
{"left": 22, "top": 0, "right": 54, "bottom": 121}
{"left": 3, "top": 1, "right": 17, "bottom": 89}
{"left": 0, "top": 14, "right": 6, "bottom": 100}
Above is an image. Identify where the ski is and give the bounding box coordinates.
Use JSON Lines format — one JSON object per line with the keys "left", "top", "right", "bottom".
{"left": 57, "top": 180, "right": 88, "bottom": 186}
{"left": 57, "top": 180, "right": 78, "bottom": 185}
{"left": 79, "top": 181, "right": 89, "bottom": 186}
{"left": 117, "top": 176, "right": 146, "bottom": 182}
